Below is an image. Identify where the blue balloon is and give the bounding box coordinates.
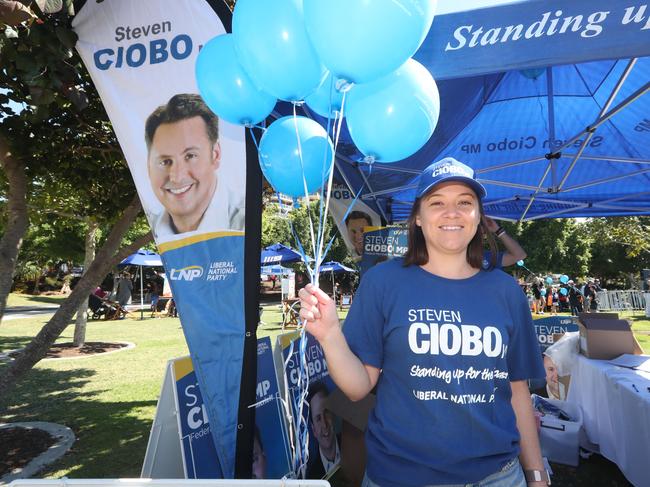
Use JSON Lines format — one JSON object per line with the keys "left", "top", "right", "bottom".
{"left": 196, "top": 34, "right": 276, "bottom": 126}
{"left": 258, "top": 116, "right": 333, "bottom": 197}
{"left": 540, "top": 289, "right": 547, "bottom": 296}
{"left": 305, "top": 71, "right": 345, "bottom": 119}
{"left": 346, "top": 59, "right": 440, "bottom": 163}
{"left": 233, "top": 0, "right": 326, "bottom": 101}
{"left": 546, "top": 277, "right": 553, "bottom": 285}
{"left": 304, "top": 0, "right": 436, "bottom": 84}
{"left": 516, "top": 260, "right": 525, "bottom": 267}
{"left": 560, "top": 287, "right": 568, "bottom": 296}
{"left": 560, "top": 274, "right": 569, "bottom": 284}
{"left": 520, "top": 68, "right": 546, "bottom": 80}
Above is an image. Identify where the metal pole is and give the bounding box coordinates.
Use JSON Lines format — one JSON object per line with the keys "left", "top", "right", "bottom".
{"left": 140, "top": 265, "right": 144, "bottom": 320}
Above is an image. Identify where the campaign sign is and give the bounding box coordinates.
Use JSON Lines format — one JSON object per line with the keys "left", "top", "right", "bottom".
{"left": 254, "top": 337, "right": 293, "bottom": 479}
{"left": 172, "top": 357, "right": 222, "bottom": 479}
{"left": 277, "top": 331, "right": 334, "bottom": 479}
{"left": 533, "top": 316, "right": 579, "bottom": 352}
{"left": 359, "top": 226, "right": 408, "bottom": 276}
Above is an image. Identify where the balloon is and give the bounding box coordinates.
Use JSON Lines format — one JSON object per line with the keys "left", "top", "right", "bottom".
{"left": 258, "top": 116, "right": 333, "bottom": 197}
{"left": 540, "top": 289, "right": 547, "bottom": 296}
{"left": 233, "top": 0, "right": 326, "bottom": 101}
{"left": 520, "top": 68, "right": 546, "bottom": 80}
{"left": 196, "top": 34, "right": 276, "bottom": 126}
{"left": 516, "top": 260, "right": 524, "bottom": 267}
{"left": 560, "top": 275, "right": 569, "bottom": 284}
{"left": 305, "top": 71, "right": 345, "bottom": 118}
{"left": 346, "top": 59, "right": 440, "bottom": 163}
{"left": 560, "top": 287, "right": 568, "bottom": 296}
{"left": 546, "top": 277, "right": 553, "bottom": 285}
{"left": 304, "top": 0, "right": 436, "bottom": 84}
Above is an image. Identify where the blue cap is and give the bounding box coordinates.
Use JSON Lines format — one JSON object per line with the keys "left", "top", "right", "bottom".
{"left": 416, "top": 157, "right": 486, "bottom": 199}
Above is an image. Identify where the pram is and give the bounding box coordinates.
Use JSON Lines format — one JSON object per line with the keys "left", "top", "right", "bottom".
{"left": 88, "top": 293, "right": 127, "bottom": 320}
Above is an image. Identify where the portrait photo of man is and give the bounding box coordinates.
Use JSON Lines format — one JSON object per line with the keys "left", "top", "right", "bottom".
{"left": 306, "top": 381, "right": 340, "bottom": 479}
{"left": 345, "top": 210, "right": 373, "bottom": 258}
{"left": 145, "top": 93, "right": 245, "bottom": 240}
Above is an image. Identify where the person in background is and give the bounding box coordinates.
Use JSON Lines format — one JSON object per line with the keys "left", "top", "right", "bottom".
{"left": 567, "top": 280, "right": 583, "bottom": 316}
{"left": 300, "top": 157, "right": 548, "bottom": 487}
{"left": 483, "top": 216, "right": 527, "bottom": 268}
{"left": 116, "top": 272, "right": 133, "bottom": 308}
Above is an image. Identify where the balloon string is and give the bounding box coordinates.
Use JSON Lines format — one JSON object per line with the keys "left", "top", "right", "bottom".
{"left": 315, "top": 90, "right": 347, "bottom": 271}
{"left": 314, "top": 76, "right": 336, "bottom": 275}
{"left": 292, "top": 103, "right": 318, "bottom": 276}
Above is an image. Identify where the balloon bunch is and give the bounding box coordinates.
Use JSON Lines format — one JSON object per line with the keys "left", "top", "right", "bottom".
{"left": 196, "top": 0, "right": 439, "bottom": 477}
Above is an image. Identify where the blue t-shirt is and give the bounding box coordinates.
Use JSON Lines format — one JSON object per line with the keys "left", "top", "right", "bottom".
{"left": 482, "top": 250, "right": 503, "bottom": 269}
{"left": 343, "top": 258, "right": 544, "bottom": 487}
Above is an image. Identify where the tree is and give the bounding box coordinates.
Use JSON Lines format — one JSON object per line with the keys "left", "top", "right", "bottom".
{"left": 0, "top": 2, "right": 154, "bottom": 392}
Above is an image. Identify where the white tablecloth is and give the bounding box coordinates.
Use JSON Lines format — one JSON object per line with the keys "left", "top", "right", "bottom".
{"left": 568, "top": 354, "right": 650, "bottom": 487}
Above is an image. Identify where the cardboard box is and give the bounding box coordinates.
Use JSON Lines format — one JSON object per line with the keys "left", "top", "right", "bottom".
{"left": 539, "top": 398, "right": 583, "bottom": 467}
{"left": 578, "top": 313, "right": 642, "bottom": 360}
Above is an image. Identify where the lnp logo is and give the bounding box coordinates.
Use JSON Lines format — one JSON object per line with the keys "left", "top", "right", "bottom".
{"left": 170, "top": 265, "right": 204, "bottom": 281}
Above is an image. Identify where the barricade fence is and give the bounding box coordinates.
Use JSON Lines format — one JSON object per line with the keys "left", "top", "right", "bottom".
{"left": 596, "top": 290, "right": 647, "bottom": 311}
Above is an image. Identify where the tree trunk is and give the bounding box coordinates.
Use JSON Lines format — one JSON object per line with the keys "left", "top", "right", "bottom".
{"left": 0, "top": 134, "right": 29, "bottom": 322}
{"left": 73, "top": 220, "right": 98, "bottom": 347}
{"left": 0, "top": 195, "right": 153, "bottom": 397}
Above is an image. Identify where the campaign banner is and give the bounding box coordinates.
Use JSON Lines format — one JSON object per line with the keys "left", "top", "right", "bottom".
{"left": 328, "top": 181, "right": 382, "bottom": 261}
{"left": 172, "top": 357, "right": 222, "bottom": 479}
{"left": 73, "top": 1, "right": 256, "bottom": 477}
{"left": 532, "top": 315, "right": 580, "bottom": 352}
{"left": 168, "top": 339, "right": 292, "bottom": 480}
{"left": 254, "top": 337, "right": 293, "bottom": 480}
{"left": 423, "top": 0, "right": 650, "bottom": 80}
{"left": 359, "top": 226, "right": 408, "bottom": 277}
{"left": 277, "top": 332, "right": 337, "bottom": 480}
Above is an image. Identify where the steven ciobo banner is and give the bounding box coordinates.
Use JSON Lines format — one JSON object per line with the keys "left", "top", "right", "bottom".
{"left": 73, "top": 0, "right": 259, "bottom": 478}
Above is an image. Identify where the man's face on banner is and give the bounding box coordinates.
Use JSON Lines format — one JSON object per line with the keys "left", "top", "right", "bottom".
{"left": 310, "top": 391, "right": 336, "bottom": 455}
{"left": 148, "top": 116, "right": 220, "bottom": 233}
{"left": 347, "top": 217, "right": 368, "bottom": 256}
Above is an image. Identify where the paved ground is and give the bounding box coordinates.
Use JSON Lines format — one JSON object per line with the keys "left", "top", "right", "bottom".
{"left": 2, "top": 306, "right": 59, "bottom": 321}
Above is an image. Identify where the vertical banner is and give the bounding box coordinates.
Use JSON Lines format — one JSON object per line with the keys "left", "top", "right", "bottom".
{"left": 73, "top": 0, "right": 259, "bottom": 477}
{"left": 328, "top": 181, "right": 382, "bottom": 261}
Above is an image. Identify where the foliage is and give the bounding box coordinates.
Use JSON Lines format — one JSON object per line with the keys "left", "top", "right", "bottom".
{"left": 262, "top": 198, "right": 352, "bottom": 267}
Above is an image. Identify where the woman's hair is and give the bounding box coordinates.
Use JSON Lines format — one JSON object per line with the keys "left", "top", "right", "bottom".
{"left": 403, "top": 187, "right": 498, "bottom": 269}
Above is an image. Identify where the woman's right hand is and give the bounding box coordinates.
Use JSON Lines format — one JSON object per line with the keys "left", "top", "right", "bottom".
{"left": 298, "top": 284, "right": 340, "bottom": 344}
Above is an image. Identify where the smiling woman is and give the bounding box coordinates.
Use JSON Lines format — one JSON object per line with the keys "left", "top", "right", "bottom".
{"left": 299, "top": 157, "right": 549, "bottom": 486}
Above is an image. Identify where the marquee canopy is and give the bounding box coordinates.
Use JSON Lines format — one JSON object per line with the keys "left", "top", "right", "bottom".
{"left": 319, "top": 0, "right": 650, "bottom": 222}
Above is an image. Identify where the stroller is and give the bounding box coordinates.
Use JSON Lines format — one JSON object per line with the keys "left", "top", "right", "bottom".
{"left": 88, "top": 293, "right": 126, "bottom": 320}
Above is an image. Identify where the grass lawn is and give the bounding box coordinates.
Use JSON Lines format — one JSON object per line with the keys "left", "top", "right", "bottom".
{"left": 6, "top": 292, "right": 69, "bottom": 308}
{"left": 0, "top": 304, "right": 646, "bottom": 484}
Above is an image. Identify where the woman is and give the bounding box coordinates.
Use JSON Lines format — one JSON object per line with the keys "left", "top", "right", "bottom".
{"left": 299, "top": 158, "right": 548, "bottom": 487}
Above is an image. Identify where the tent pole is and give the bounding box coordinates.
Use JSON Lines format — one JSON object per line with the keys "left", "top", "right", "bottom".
{"left": 140, "top": 265, "right": 144, "bottom": 320}
{"left": 557, "top": 59, "right": 638, "bottom": 191}
{"left": 562, "top": 167, "right": 650, "bottom": 193}
{"left": 546, "top": 66, "right": 558, "bottom": 188}
{"left": 357, "top": 164, "right": 390, "bottom": 223}
{"left": 518, "top": 162, "right": 552, "bottom": 223}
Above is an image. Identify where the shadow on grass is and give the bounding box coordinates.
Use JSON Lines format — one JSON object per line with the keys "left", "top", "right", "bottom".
{"left": 0, "top": 336, "right": 37, "bottom": 352}
{"left": 12, "top": 295, "right": 67, "bottom": 306}
{"left": 0, "top": 366, "right": 157, "bottom": 478}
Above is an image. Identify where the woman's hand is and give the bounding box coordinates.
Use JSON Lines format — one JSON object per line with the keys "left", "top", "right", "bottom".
{"left": 482, "top": 215, "right": 499, "bottom": 233}
{"left": 298, "top": 284, "right": 341, "bottom": 344}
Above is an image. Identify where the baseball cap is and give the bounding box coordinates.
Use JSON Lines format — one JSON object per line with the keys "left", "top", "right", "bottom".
{"left": 416, "top": 157, "right": 486, "bottom": 199}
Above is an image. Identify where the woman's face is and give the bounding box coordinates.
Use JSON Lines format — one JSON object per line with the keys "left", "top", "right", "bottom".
{"left": 415, "top": 181, "right": 481, "bottom": 258}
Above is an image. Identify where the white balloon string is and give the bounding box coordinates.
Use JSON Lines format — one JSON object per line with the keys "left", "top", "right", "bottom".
{"left": 292, "top": 103, "right": 318, "bottom": 276}
{"left": 316, "top": 90, "right": 347, "bottom": 270}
